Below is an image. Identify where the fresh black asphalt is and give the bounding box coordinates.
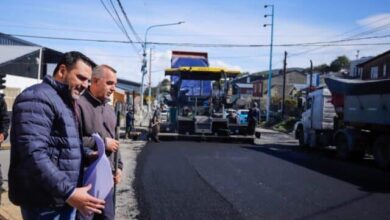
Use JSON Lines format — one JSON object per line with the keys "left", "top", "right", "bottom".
{"left": 135, "top": 132, "right": 390, "bottom": 220}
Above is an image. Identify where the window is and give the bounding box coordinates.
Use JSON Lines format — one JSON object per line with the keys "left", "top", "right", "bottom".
{"left": 384, "top": 64, "right": 387, "bottom": 77}
{"left": 358, "top": 67, "right": 363, "bottom": 77}
{"left": 370, "top": 66, "right": 378, "bottom": 79}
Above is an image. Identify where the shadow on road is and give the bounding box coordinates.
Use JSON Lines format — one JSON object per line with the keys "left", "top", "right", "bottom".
{"left": 243, "top": 144, "right": 390, "bottom": 193}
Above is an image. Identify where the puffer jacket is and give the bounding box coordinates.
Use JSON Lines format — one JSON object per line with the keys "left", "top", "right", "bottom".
{"left": 9, "top": 75, "right": 82, "bottom": 208}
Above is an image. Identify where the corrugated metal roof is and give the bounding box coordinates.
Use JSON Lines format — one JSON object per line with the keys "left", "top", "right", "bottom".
{"left": 235, "top": 83, "right": 253, "bottom": 89}
{"left": 0, "top": 33, "right": 40, "bottom": 46}
{"left": 116, "top": 78, "right": 141, "bottom": 92}
{"left": 0, "top": 45, "right": 40, "bottom": 64}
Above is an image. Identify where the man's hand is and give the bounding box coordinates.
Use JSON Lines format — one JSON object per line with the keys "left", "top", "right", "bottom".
{"left": 87, "top": 151, "right": 99, "bottom": 161}
{"left": 114, "top": 169, "right": 122, "bottom": 184}
{"left": 105, "top": 137, "right": 119, "bottom": 152}
{"left": 0, "top": 133, "right": 4, "bottom": 143}
{"left": 66, "top": 184, "right": 105, "bottom": 216}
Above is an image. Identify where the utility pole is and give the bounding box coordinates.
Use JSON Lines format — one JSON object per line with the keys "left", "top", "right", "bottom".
{"left": 264, "top": 4, "right": 274, "bottom": 122}
{"left": 140, "top": 21, "right": 184, "bottom": 121}
{"left": 305, "top": 60, "right": 314, "bottom": 102}
{"left": 37, "top": 48, "right": 43, "bottom": 82}
{"left": 132, "top": 90, "right": 135, "bottom": 128}
{"left": 148, "top": 48, "right": 152, "bottom": 112}
{"left": 310, "top": 60, "right": 313, "bottom": 91}
{"left": 281, "top": 51, "right": 287, "bottom": 119}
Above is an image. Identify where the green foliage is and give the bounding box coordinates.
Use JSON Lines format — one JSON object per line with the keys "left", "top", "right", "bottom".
{"left": 272, "top": 117, "right": 299, "bottom": 133}
{"left": 314, "top": 63, "right": 330, "bottom": 73}
{"left": 161, "top": 78, "right": 170, "bottom": 86}
{"left": 330, "top": 55, "right": 350, "bottom": 72}
{"left": 260, "top": 116, "right": 299, "bottom": 133}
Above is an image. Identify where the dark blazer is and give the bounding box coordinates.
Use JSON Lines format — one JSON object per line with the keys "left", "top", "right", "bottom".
{"left": 76, "top": 90, "right": 123, "bottom": 171}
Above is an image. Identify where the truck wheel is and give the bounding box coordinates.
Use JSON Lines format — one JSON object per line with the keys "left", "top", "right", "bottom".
{"left": 336, "top": 135, "right": 351, "bottom": 160}
{"left": 373, "top": 136, "right": 390, "bottom": 169}
{"left": 351, "top": 150, "right": 365, "bottom": 161}
{"left": 297, "top": 127, "right": 307, "bottom": 148}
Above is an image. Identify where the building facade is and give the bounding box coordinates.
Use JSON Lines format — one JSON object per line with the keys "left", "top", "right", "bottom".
{"left": 357, "top": 50, "right": 390, "bottom": 80}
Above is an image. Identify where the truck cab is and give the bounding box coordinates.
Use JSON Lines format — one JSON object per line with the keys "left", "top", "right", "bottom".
{"left": 294, "top": 88, "right": 336, "bottom": 148}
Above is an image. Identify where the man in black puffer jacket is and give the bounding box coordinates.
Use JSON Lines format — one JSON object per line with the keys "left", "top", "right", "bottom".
{"left": 9, "top": 51, "right": 105, "bottom": 219}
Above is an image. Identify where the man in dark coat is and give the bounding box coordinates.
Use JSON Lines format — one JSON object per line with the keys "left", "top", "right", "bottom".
{"left": 126, "top": 108, "right": 134, "bottom": 139}
{"left": 247, "top": 102, "right": 260, "bottom": 135}
{"left": 149, "top": 104, "right": 162, "bottom": 142}
{"left": 0, "top": 96, "right": 10, "bottom": 204}
{"left": 76, "top": 64, "right": 123, "bottom": 220}
{"left": 9, "top": 51, "right": 105, "bottom": 219}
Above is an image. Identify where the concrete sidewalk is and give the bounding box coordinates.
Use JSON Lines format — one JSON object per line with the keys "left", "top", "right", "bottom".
{"left": 0, "top": 138, "right": 146, "bottom": 220}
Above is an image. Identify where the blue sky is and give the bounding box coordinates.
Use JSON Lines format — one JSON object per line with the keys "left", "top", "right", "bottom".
{"left": 1, "top": 0, "right": 390, "bottom": 85}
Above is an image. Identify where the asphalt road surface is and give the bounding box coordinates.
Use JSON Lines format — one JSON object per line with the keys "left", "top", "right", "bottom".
{"left": 135, "top": 131, "right": 390, "bottom": 220}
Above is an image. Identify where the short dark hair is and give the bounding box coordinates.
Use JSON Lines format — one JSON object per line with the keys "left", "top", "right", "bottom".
{"left": 53, "top": 51, "right": 96, "bottom": 76}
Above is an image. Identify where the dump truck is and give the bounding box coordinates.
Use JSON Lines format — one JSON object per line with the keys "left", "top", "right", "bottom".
{"left": 294, "top": 77, "right": 390, "bottom": 169}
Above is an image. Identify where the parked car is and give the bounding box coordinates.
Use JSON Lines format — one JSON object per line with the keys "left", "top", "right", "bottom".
{"left": 236, "top": 109, "right": 249, "bottom": 125}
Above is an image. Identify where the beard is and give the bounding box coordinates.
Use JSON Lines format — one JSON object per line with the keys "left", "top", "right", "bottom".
{"left": 69, "top": 86, "right": 86, "bottom": 100}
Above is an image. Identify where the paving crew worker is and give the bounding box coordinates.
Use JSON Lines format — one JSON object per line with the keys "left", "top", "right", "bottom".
{"left": 247, "top": 102, "right": 260, "bottom": 135}
{"left": 126, "top": 107, "right": 134, "bottom": 139}
{"left": 9, "top": 51, "right": 105, "bottom": 219}
{"left": 150, "top": 103, "right": 162, "bottom": 142}
{"left": 0, "top": 95, "right": 10, "bottom": 204}
{"left": 76, "top": 64, "right": 123, "bottom": 220}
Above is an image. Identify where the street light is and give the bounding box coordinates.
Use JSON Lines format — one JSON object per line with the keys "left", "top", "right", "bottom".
{"left": 264, "top": 4, "right": 274, "bottom": 122}
{"left": 140, "top": 21, "right": 185, "bottom": 115}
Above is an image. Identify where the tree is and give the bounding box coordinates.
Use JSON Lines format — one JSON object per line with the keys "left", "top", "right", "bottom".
{"left": 161, "top": 78, "right": 170, "bottom": 86}
{"left": 314, "top": 63, "right": 330, "bottom": 74}
{"left": 159, "top": 78, "right": 171, "bottom": 93}
{"left": 330, "top": 55, "right": 350, "bottom": 72}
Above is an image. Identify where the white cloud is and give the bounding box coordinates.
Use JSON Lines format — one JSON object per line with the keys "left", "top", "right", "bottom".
{"left": 357, "top": 13, "right": 390, "bottom": 28}
{"left": 4, "top": 1, "right": 389, "bottom": 86}
{"left": 209, "top": 60, "right": 242, "bottom": 71}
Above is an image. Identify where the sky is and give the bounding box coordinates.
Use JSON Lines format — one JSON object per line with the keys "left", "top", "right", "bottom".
{"left": 1, "top": 0, "right": 390, "bottom": 86}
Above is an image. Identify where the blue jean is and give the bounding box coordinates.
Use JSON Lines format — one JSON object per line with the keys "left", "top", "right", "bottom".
{"left": 21, "top": 206, "right": 76, "bottom": 220}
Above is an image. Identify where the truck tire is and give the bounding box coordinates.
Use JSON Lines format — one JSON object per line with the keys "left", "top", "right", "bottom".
{"left": 373, "top": 136, "right": 390, "bottom": 169}
{"left": 297, "top": 126, "right": 308, "bottom": 148}
{"left": 336, "top": 134, "right": 350, "bottom": 160}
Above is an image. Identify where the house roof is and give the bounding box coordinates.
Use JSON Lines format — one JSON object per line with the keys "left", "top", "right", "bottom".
{"left": 0, "top": 33, "right": 40, "bottom": 46}
{"left": 233, "top": 67, "right": 306, "bottom": 84}
{"left": 356, "top": 49, "right": 390, "bottom": 67}
{"left": 116, "top": 78, "right": 141, "bottom": 93}
{"left": 0, "top": 45, "right": 40, "bottom": 64}
{"left": 234, "top": 83, "right": 253, "bottom": 89}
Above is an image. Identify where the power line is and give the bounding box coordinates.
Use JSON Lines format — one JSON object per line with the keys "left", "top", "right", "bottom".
{"left": 100, "top": 0, "right": 141, "bottom": 55}
{"left": 99, "top": 0, "right": 130, "bottom": 40}
{"left": 108, "top": 0, "right": 132, "bottom": 42}
{"left": 116, "top": 0, "right": 143, "bottom": 43}
{"left": 331, "top": 15, "right": 390, "bottom": 39}
{"left": 8, "top": 33, "right": 390, "bottom": 47}
{"left": 289, "top": 20, "right": 390, "bottom": 58}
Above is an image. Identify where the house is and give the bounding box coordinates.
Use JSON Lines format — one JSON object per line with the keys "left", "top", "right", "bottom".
{"left": 116, "top": 78, "right": 141, "bottom": 106}
{"left": 253, "top": 80, "right": 263, "bottom": 98}
{"left": 348, "top": 57, "right": 373, "bottom": 78}
{"left": 260, "top": 68, "right": 306, "bottom": 98}
{"left": 233, "top": 83, "right": 253, "bottom": 97}
{"left": 0, "top": 33, "right": 143, "bottom": 110}
{"left": 0, "top": 33, "right": 64, "bottom": 109}
{"left": 357, "top": 50, "right": 390, "bottom": 80}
